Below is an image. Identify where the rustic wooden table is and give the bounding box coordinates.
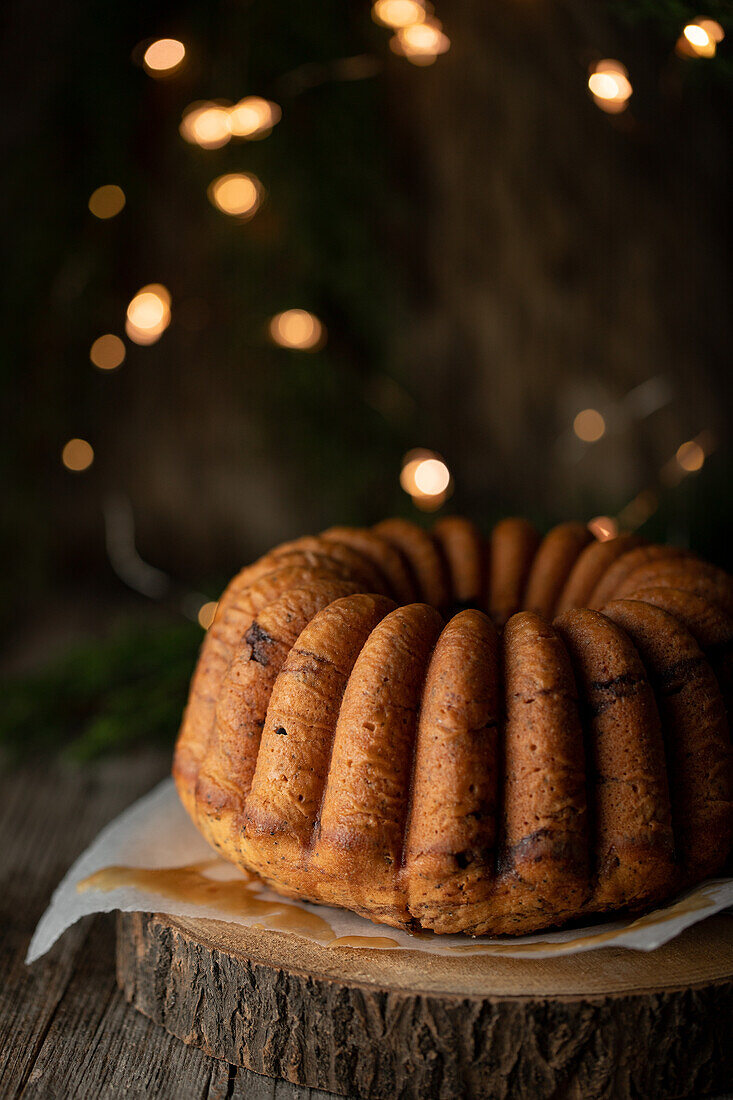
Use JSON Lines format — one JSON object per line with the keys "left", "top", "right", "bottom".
{"left": 1, "top": 751, "right": 730, "bottom": 1100}
{"left": 0, "top": 751, "right": 335, "bottom": 1100}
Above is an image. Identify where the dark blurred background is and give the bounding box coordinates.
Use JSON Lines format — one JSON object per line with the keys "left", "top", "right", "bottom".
{"left": 2, "top": 0, "right": 732, "bottom": 758}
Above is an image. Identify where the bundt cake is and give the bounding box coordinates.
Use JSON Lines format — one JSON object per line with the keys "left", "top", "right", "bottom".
{"left": 172, "top": 516, "right": 733, "bottom": 935}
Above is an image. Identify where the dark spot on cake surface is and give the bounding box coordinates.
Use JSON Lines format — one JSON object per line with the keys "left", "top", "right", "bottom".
{"left": 455, "top": 847, "right": 493, "bottom": 870}
{"left": 275, "top": 726, "right": 288, "bottom": 736}
{"left": 245, "top": 621, "right": 276, "bottom": 665}
{"left": 293, "top": 648, "right": 330, "bottom": 664}
{"left": 590, "top": 671, "right": 643, "bottom": 694}
{"left": 505, "top": 827, "right": 586, "bottom": 868}
{"left": 654, "top": 655, "right": 706, "bottom": 694}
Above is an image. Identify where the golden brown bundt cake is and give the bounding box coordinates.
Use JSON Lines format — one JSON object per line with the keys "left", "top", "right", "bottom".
{"left": 172, "top": 516, "right": 733, "bottom": 935}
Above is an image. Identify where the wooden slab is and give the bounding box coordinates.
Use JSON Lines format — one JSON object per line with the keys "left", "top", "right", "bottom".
{"left": 117, "top": 910, "right": 733, "bottom": 1099}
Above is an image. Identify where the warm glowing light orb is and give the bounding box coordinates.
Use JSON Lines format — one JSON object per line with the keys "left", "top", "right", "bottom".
{"left": 372, "top": 0, "right": 426, "bottom": 29}
{"left": 128, "top": 293, "right": 165, "bottom": 329}
{"left": 229, "top": 97, "right": 281, "bottom": 138}
{"left": 401, "top": 21, "right": 443, "bottom": 50}
{"left": 198, "top": 601, "right": 218, "bottom": 630}
{"left": 679, "top": 20, "right": 721, "bottom": 57}
{"left": 588, "top": 73, "right": 621, "bottom": 100}
{"left": 573, "top": 408, "right": 606, "bottom": 443}
{"left": 90, "top": 334, "right": 126, "bottom": 371}
{"left": 684, "top": 24, "right": 710, "bottom": 47}
{"left": 88, "top": 185, "right": 126, "bottom": 219}
{"left": 126, "top": 284, "right": 171, "bottom": 345}
{"left": 269, "top": 310, "right": 324, "bottom": 351}
{"left": 391, "top": 18, "right": 450, "bottom": 64}
{"left": 414, "top": 457, "right": 451, "bottom": 495}
{"left": 399, "top": 449, "right": 452, "bottom": 508}
{"left": 62, "top": 438, "right": 94, "bottom": 472}
{"left": 208, "top": 173, "right": 263, "bottom": 218}
{"left": 588, "top": 516, "right": 618, "bottom": 542}
{"left": 676, "top": 440, "right": 705, "bottom": 472}
{"left": 143, "top": 38, "right": 186, "bottom": 74}
{"left": 180, "top": 103, "right": 231, "bottom": 149}
{"left": 588, "top": 61, "right": 632, "bottom": 113}
{"left": 404, "top": 23, "right": 448, "bottom": 51}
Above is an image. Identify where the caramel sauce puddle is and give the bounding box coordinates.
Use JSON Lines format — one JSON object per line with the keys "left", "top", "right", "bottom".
{"left": 78, "top": 862, "right": 710, "bottom": 955}
{"left": 77, "top": 861, "right": 335, "bottom": 942}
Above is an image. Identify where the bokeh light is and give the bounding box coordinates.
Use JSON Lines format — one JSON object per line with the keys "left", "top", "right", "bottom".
{"left": 391, "top": 19, "right": 450, "bottom": 65}
{"left": 269, "top": 310, "right": 324, "bottom": 351}
{"left": 62, "top": 438, "right": 94, "bottom": 472}
{"left": 588, "top": 60, "right": 632, "bottom": 113}
{"left": 207, "top": 173, "right": 263, "bottom": 219}
{"left": 400, "top": 449, "right": 452, "bottom": 510}
{"left": 90, "top": 334, "right": 126, "bottom": 371}
{"left": 676, "top": 439, "right": 705, "bottom": 472}
{"left": 588, "top": 515, "right": 618, "bottom": 542}
{"left": 179, "top": 103, "right": 231, "bottom": 149}
{"left": 684, "top": 24, "right": 712, "bottom": 47}
{"left": 197, "top": 600, "right": 218, "bottom": 629}
{"left": 229, "top": 97, "right": 281, "bottom": 138}
{"left": 414, "top": 457, "right": 451, "bottom": 495}
{"left": 573, "top": 408, "right": 606, "bottom": 442}
{"left": 125, "top": 284, "right": 171, "bottom": 345}
{"left": 143, "top": 39, "right": 186, "bottom": 75}
{"left": 372, "top": 0, "right": 426, "bottom": 29}
{"left": 677, "top": 19, "right": 723, "bottom": 58}
{"left": 88, "top": 185, "right": 126, "bottom": 219}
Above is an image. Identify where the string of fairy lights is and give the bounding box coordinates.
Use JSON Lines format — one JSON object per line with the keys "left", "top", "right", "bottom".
{"left": 63, "top": 4, "right": 726, "bottom": 624}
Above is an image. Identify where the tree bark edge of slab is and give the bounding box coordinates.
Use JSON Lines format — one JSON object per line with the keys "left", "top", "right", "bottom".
{"left": 116, "top": 911, "right": 733, "bottom": 1100}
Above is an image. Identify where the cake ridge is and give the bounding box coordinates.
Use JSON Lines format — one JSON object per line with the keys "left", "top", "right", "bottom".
{"left": 555, "top": 606, "right": 675, "bottom": 910}
{"left": 240, "top": 593, "right": 396, "bottom": 884}
{"left": 405, "top": 608, "right": 501, "bottom": 931}
{"left": 602, "top": 599, "right": 733, "bottom": 884}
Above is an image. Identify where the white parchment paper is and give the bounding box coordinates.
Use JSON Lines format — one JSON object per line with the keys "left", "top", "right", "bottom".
{"left": 27, "top": 778, "right": 733, "bottom": 963}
